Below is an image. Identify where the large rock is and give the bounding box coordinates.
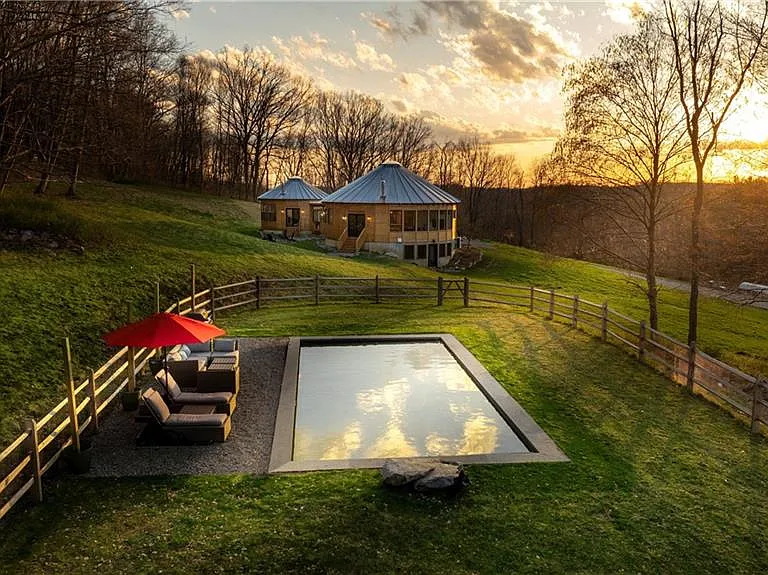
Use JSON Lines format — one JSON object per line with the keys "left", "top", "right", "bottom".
{"left": 381, "top": 459, "right": 467, "bottom": 492}
{"left": 414, "top": 463, "right": 464, "bottom": 492}
{"left": 381, "top": 459, "right": 440, "bottom": 486}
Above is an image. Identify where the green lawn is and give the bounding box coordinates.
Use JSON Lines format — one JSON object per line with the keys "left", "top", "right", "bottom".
{"left": 0, "top": 182, "right": 434, "bottom": 441}
{"left": 1, "top": 304, "right": 767, "bottom": 573}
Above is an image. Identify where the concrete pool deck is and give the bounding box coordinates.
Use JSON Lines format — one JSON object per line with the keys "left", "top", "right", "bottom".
{"left": 269, "top": 334, "right": 569, "bottom": 473}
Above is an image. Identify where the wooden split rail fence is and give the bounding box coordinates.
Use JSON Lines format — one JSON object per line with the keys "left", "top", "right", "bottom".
{"left": 2, "top": 270, "right": 765, "bottom": 522}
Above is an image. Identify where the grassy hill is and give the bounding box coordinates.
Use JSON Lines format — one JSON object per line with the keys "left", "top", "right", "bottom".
{"left": 1, "top": 181, "right": 768, "bottom": 572}
{"left": 1, "top": 181, "right": 766, "bottom": 443}
{"left": 0, "top": 182, "right": 434, "bottom": 441}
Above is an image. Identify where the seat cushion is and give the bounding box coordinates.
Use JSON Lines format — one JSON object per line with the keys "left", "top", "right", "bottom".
{"left": 187, "top": 341, "right": 211, "bottom": 353}
{"left": 213, "top": 338, "right": 237, "bottom": 352}
{"left": 155, "top": 369, "right": 183, "bottom": 398}
{"left": 175, "top": 391, "right": 233, "bottom": 405}
{"left": 165, "top": 413, "right": 228, "bottom": 427}
{"left": 141, "top": 388, "right": 170, "bottom": 424}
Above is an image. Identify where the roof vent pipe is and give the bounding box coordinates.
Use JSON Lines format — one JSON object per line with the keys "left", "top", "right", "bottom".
{"left": 380, "top": 179, "right": 386, "bottom": 201}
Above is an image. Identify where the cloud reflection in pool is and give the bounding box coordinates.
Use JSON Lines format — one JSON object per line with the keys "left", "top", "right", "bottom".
{"left": 293, "top": 342, "right": 529, "bottom": 461}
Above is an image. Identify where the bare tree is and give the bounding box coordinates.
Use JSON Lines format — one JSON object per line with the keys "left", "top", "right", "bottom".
{"left": 562, "top": 15, "right": 688, "bottom": 329}
{"left": 664, "top": 0, "right": 768, "bottom": 346}
{"left": 455, "top": 136, "right": 500, "bottom": 230}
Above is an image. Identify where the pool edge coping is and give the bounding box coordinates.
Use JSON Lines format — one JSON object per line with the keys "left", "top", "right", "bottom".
{"left": 269, "top": 334, "right": 569, "bottom": 473}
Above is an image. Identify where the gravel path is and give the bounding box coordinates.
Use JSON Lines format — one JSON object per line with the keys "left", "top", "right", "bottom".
{"left": 87, "top": 338, "right": 287, "bottom": 477}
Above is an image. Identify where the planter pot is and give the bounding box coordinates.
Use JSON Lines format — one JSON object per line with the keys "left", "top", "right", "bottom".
{"left": 62, "top": 439, "right": 92, "bottom": 474}
{"left": 121, "top": 390, "right": 140, "bottom": 411}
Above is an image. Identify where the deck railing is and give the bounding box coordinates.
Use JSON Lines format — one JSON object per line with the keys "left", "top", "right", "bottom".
{"left": 1, "top": 270, "right": 765, "bottom": 522}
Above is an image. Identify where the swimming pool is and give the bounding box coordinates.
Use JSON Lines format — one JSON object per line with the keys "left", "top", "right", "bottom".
{"left": 269, "top": 335, "right": 567, "bottom": 472}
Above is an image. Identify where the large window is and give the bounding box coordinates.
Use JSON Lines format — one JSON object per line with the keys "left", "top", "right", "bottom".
{"left": 439, "top": 243, "right": 446, "bottom": 257}
{"left": 417, "top": 210, "right": 428, "bottom": 231}
{"left": 390, "top": 210, "right": 402, "bottom": 232}
{"left": 417, "top": 244, "right": 427, "bottom": 259}
{"left": 429, "top": 210, "right": 439, "bottom": 231}
{"left": 404, "top": 210, "right": 416, "bottom": 231}
{"left": 261, "top": 203, "right": 276, "bottom": 222}
{"left": 438, "top": 210, "right": 448, "bottom": 230}
{"left": 404, "top": 245, "right": 415, "bottom": 260}
{"left": 285, "top": 207, "right": 300, "bottom": 227}
{"left": 322, "top": 207, "right": 332, "bottom": 224}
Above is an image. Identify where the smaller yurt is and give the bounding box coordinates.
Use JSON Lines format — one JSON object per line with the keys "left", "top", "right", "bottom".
{"left": 258, "top": 176, "right": 327, "bottom": 236}
{"left": 320, "top": 161, "right": 460, "bottom": 267}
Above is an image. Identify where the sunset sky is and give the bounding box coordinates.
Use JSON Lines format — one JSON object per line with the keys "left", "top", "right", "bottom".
{"left": 167, "top": 1, "right": 768, "bottom": 176}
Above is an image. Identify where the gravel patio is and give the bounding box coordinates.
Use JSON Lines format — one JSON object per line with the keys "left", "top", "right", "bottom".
{"left": 86, "top": 337, "right": 287, "bottom": 477}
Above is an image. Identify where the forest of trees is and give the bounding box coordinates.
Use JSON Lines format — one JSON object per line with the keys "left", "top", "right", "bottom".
{"left": 3, "top": 0, "right": 768, "bottom": 341}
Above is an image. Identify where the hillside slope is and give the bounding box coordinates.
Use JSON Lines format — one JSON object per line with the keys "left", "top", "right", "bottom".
{"left": 0, "top": 182, "right": 434, "bottom": 440}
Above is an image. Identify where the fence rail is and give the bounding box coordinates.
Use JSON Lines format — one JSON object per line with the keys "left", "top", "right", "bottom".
{"left": 2, "top": 270, "right": 765, "bottom": 523}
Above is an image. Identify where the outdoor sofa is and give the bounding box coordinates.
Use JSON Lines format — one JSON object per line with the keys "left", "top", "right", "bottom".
{"left": 155, "top": 369, "right": 236, "bottom": 415}
{"left": 141, "top": 387, "right": 231, "bottom": 443}
{"left": 164, "top": 338, "right": 239, "bottom": 385}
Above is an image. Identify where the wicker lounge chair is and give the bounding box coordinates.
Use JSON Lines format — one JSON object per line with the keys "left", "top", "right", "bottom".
{"left": 141, "top": 388, "right": 231, "bottom": 443}
{"left": 155, "top": 369, "right": 236, "bottom": 415}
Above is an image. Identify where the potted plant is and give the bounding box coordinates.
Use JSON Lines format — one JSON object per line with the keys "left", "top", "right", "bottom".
{"left": 62, "top": 437, "right": 92, "bottom": 474}
{"left": 121, "top": 390, "right": 140, "bottom": 411}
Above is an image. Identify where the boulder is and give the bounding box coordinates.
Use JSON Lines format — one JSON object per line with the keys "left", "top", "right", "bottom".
{"left": 381, "top": 459, "right": 467, "bottom": 492}
{"left": 414, "top": 463, "right": 464, "bottom": 492}
{"left": 381, "top": 459, "right": 439, "bottom": 487}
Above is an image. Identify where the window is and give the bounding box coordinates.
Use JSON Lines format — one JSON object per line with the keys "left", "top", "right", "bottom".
{"left": 417, "top": 210, "right": 428, "bottom": 231}
{"left": 404, "top": 245, "right": 415, "bottom": 260}
{"left": 312, "top": 207, "right": 323, "bottom": 224}
{"left": 390, "top": 210, "right": 403, "bottom": 232}
{"left": 439, "top": 243, "right": 446, "bottom": 257}
{"left": 322, "top": 208, "right": 332, "bottom": 224}
{"left": 429, "top": 210, "right": 439, "bottom": 231}
{"left": 261, "top": 203, "right": 276, "bottom": 222}
{"left": 438, "top": 210, "right": 447, "bottom": 230}
{"left": 285, "top": 207, "right": 300, "bottom": 227}
{"left": 404, "top": 210, "right": 416, "bottom": 231}
{"left": 417, "top": 244, "right": 427, "bottom": 259}
{"left": 446, "top": 242, "right": 452, "bottom": 256}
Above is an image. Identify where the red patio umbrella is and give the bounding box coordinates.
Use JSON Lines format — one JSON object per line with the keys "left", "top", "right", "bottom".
{"left": 103, "top": 312, "right": 226, "bottom": 392}
{"left": 103, "top": 312, "right": 225, "bottom": 348}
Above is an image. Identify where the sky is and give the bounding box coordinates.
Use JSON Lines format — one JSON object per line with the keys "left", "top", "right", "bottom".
{"left": 166, "top": 0, "right": 768, "bottom": 175}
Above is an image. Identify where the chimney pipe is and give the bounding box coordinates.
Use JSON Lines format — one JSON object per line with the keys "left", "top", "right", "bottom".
{"left": 380, "top": 179, "right": 386, "bottom": 201}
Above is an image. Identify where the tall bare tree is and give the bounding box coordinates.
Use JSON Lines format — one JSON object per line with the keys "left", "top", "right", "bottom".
{"left": 664, "top": 0, "right": 768, "bottom": 346}
{"left": 562, "top": 15, "right": 688, "bottom": 329}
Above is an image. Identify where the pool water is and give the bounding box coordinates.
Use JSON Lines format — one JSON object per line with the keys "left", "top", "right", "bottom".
{"left": 294, "top": 342, "right": 530, "bottom": 461}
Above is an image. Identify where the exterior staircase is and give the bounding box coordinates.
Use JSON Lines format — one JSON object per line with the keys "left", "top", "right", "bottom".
{"left": 339, "top": 238, "right": 358, "bottom": 253}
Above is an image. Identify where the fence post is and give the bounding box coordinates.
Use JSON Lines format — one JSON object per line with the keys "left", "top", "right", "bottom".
{"left": 63, "top": 338, "right": 81, "bottom": 452}
{"left": 601, "top": 303, "right": 608, "bottom": 341}
{"left": 750, "top": 376, "right": 764, "bottom": 435}
{"left": 437, "top": 277, "right": 444, "bottom": 306}
{"left": 548, "top": 289, "right": 555, "bottom": 320}
{"left": 638, "top": 321, "right": 646, "bottom": 362}
{"left": 176, "top": 299, "right": 181, "bottom": 314}
{"left": 209, "top": 282, "right": 216, "bottom": 321}
{"left": 87, "top": 368, "right": 99, "bottom": 432}
{"left": 686, "top": 341, "right": 696, "bottom": 393}
{"left": 190, "top": 263, "right": 196, "bottom": 312}
{"left": 314, "top": 274, "right": 320, "bottom": 305}
{"left": 529, "top": 286, "right": 534, "bottom": 312}
{"left": 256, "top": 276, "right": 261, "bottom": 310}
{"left": 572, "top": 295, "right": 579, "bottom": 328}
{"left": 463, "top": 277, "right": 469, "bottom": 307}
{"left": 126, "top": 302, "right": 135, "bottom": 393}
{"left": 375, "top": 275, "right": 380, "bottom": 304}
{"left": 26, "top": 420, "right": 43, "bottom": 503}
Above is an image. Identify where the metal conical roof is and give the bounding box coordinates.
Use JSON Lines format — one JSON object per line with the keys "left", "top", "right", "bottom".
{"left": 323, "top": 161, "right": 460, "bottom": 205}
{"left": 258, "top": 177, "right": 327, "bottom": 201}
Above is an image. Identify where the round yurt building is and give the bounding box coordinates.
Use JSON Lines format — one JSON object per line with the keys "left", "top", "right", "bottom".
{"left": 320, "top": 161, "right": 460, "bottom": 267}
{"left": 258, "top": 176, "right": 327, "bottom": 236}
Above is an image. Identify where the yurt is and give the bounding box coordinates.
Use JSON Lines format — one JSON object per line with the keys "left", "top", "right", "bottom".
{"left": 258, "top": 176, "right": 327, "bottom": 236}
{"left": 320, "top": 161, "right": 460, "bottom": 267}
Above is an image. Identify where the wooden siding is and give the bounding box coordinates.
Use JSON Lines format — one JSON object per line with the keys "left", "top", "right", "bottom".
{"left": 259, "top": 200, "right": 322, "bottom": 234}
